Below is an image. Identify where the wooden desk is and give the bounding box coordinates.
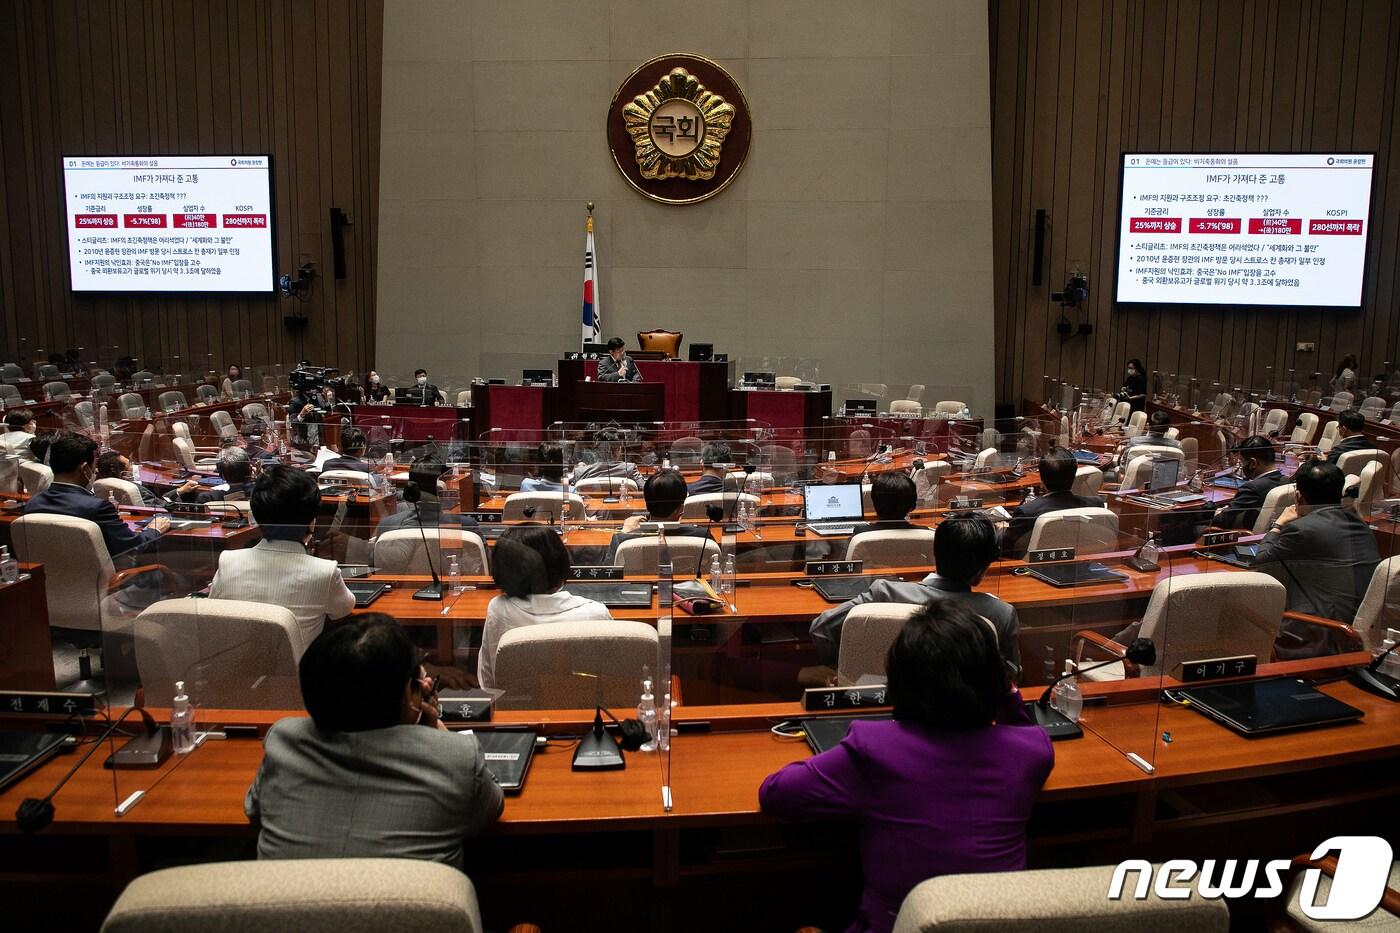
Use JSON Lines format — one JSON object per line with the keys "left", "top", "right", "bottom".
{"left": 0, "top": 563, "right": 54, "bottom": 690}
{"left": 569, "top": 380, "right": 666, "bottom": 424}
{"left": 730, "top": 388, "right": 831, "bottom": 445}
{"left": 470, "top": 383, "right": 555, "bottom": 434}
{"left": 558, "top": 358, "right": 730, "bottom": 423}
{"left": 350, "top": 404, "right": 470, "bottom": 445}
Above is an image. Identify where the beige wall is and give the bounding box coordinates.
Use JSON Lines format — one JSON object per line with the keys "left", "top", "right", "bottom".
{"left": 377, "top": 0, "right": 994, "bottom": 413}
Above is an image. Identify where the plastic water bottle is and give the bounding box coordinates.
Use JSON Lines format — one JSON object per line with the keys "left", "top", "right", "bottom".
{"left": 1049, "top": 661, "right": 1083, "bottom": 723}
{"left": 637, "top": 678, "right": 658, "bottom": 752}
{"left": 722, "top": 553, "right": 736, "bottom": 601}
{"left": 1377, "top": 635, "right": 1400, "bottom": 680}
{"left": 709, "top": 554, "right": 722, "bottom": 593}
{"left": 0, "top": 546, "right": 18, "bottom": 585}
{"left": 620, "top": 480, "right": 631, "bottom": 507}
{"left": 446, "top": 553, "right": 462, "bottom": 596}
{"left": 170, "top": 681, "right": 197, "bottom": 754}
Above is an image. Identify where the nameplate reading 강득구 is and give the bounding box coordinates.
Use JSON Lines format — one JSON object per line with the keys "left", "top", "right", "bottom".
{"left": 1028, "top": 547, "right": 1077, "bottom": 564}
{"left": 803, "top": 684, "right": 890, "bottom": 711}
{"left": 1179, "top": 655, "right": 1258, "bottom": 683}
{"left": 803, "top": 560, "right": 864, "bottom": 577}
{"left": 569, "top": 565, "right": 625, "bottom": 581}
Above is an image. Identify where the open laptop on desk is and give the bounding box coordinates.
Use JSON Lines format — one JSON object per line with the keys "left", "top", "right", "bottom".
{"left": 1199, "top": 543, "right": 1259, "bottom": 568}
{"left": 803, "top": 482, "right": 864, "bottom": 536}
{"left": 1175, "top": 677, "right": 1363, "bottom": 736}
{"left": 562, "top": 581, "right": 653, "bottom": 607}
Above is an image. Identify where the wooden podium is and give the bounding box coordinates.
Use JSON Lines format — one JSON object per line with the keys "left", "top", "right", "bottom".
{"left": 557, "top": 358, "right": 730, "bottom": 422}
{"left": 569, "top": 381, "right": 665, "bottom": 423}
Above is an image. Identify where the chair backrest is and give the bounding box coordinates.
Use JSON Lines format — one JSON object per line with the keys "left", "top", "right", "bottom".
{"left": 92, "top": 373, "right": 116, "bottom": 389}
{"left": 501, "top": 491, "right": 586, "bottom": 521}
{"left": 99, "top": 858, "right": 484, "bottom": 933}
{"left": 758, "top": 443, "right": 798, "bottom": 480}
{"left": 44, "top": 380, "right": 70, "bottom": 400}
{"left": 1110, "top": 400, "right": 1130, "bottom": 423}
{"left": 171, "top": 436, "right": 199, "bottom": 471}
{"left": 892, "top": 864, "right": 1230, "bottom": 933}
{"left": 1025, "top": 507, "right": 1119, "bottom": 554}
{"left": 1317, "top": 420, "right": 1340, "bottom": 452}
{"left": 912, "top": 461, "right": 951, "bottom": 504}
{"left": 195, "top": 384, "right": 219, "bottom": 403}
{"left": 725, "top": 470, "right": 775, "bottom": 491}
{"left": 844, "top": 528, "right": 937, "bottom": 567}
{"left": 319, "top": 469, "right": 374, "bottom": 487}
{"left": 138, "top": 423, "right": 155, "bottom": 462}
{"left": 681, "top": 491, "right": 757, "bottom": 519}
{"left": 134, "top": 598, "right": 305, "bottom": 708}
{"left": 34, "top": 363, "right": 60, "bottom": 380}
{"left": 1123, "top": 410, "right": 1147, "bottom": 437}
{"left": 1071, "top": 465, "right": 1103, "bottom": 497}
{"left": 117, "top": 392, "right": 148, "bottom": 419}
{"left": 573, "top": 476, "right": 640, "bottom": 493}
{"left": 906, "top": 383, "right": 925, "bottom": 402}
{"left": 1179, "top": 435, "right": 1199, "bottom": 473}
{"left": 1336, "top": 447, "right": 1389, "bottom": 478}
{"left": 242, "top": 402, "right": 270, "bottom": 425}
{"left": 934, "top": 400, "right": 965, "bottom": 415}
{"left": 1122, "top": 444, "right": 1185, "bottom": 466}
{"left": 614, "top": 534, "right": 720, "bottom": 576}
{"left": 171, "top": 421, "right": 193, "bottom": 443}
{"left": 1121, "top": 455, "right": 1182, "bottom": 491}
{"left": 373, "top": 528, "right": 489, "bottom": 575}
{"left": 455, "top": 389, "right": 471, "bottom": 407}
{"left": 18, "top": 460, "right": 53, "bottom": 494}
{"left": 1329, "top": 390, "right": 1354, "bottom": 411}
{"left": 158, "top": 390, "right": 187, "bottom": 412}
{"left": 131, "top": 370, "right": 155, "bottom": 386}
{"left": 231, "top": 378, "right": 253, "bottom": 396}
{"left": 11, "top": 514, "right": 113, "bottom": 631}
{"left": 0, "top": 384, "right": 21, "bottom": 406}
{"left": 1353, "top": 460, "right": 1385, "bottom": 512}
{"left": 1290, "top": 412, "right": 1319, "bottom": 445}
{"left": 836, "top": 603, "right": 920, "bottom": 686}
{"left": 493, "top": 620, "right": 658, "bottom": 709}
{"left": 1163, "top": 426, "right": 1179, "bottom": 440}
{"left": 636, "top": 329, "right": 682, "bottom": 358}
{"left": 774, "top": 375, "right": 802, "bottom": 390}
{"left": 72, "top": 399, "right": 95, "bottom": 428}
{"left": 1360, "top": 396, "right": 1385, "bottom": 417}
{"left": 210, "top": 409, "right": 236, "bottom": 437}
{"left": 889, "top": 399, "right": 922, "bottom": 416}
{"left": 1250, "top": 482, "right": 1297, "bottom": 534}
{"left": 1351, "top": 556, "right": 1400, "bottom": 648}
{"left": 668, "top": 435, "right": 704, "bottom": 467}
{"left": 1138, "top": 573, "right": 1286, "bottom": 677}
{"left": 974, "top": 447, "right": 999, "bottom": 469}
{"left": 1262, "top": 408, "right": 1289, "bottom": 435}
{"left": 1390, "top": 402, "right": 1400, "bottom": 425}
{"left": 0, "top": 362, "right": 22, "bottom": 382}
{"left": 93, "top": 477, "right": 145, "bottom": 507}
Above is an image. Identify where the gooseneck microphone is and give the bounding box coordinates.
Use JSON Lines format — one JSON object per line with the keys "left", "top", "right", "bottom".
{"left": 1035, "top": 638, "right": 1157, "bottom": 711}
{"left": 17, "top": 706, "right": 158, "bottom": 833}
{"left": 1350, "top": 639, "right": 1400, "bottom": 701}
{"left": 407, "top": 489, "right": 443, "bottom": 601}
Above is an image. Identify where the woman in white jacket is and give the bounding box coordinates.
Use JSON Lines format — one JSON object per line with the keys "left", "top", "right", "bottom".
{"left": 477, "top": 525, "right": 612, "bottom": 690}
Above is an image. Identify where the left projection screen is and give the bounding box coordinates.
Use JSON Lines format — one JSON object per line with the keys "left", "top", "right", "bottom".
{"left": 63, "top": 155, "right": 274, "bottom": 293}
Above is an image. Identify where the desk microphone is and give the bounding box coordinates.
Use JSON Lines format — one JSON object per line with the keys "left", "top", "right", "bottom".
{"left": 1349, "top": 639, "right": 1400, "bottom": 701}
{"left": 407, "top": 496, "right": 443, "bottom": 601}
{"left": 1029, "top": 638, "right": 1156, "bottom": 736}
{"left": 17, "top": 706, "right": 158, "bottom": 833}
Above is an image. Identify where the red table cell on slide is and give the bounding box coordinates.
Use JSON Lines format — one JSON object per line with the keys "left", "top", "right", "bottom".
{"left": 122, "top": 214, "right": 167, "bottom": 228}
{"left": 1130, "top": 217, "right": 1182, "bottom": 233}
{"left": 1247, "top": 218, "right": 1302, "bottom": 234}
{"left": 173, "top": 213, "right": 216, "bottom": 228}
{"left": 1308, "top": 219, "right": 1364, "bottom": 235}
{"left": 222, "top": 214, "right": 267, "bottom": 228}
{"left": 73, "top": 214, "right": 117, "bottom": 228}
{"left": 1188, "top": 218, "right": 1241, "bottom": 234}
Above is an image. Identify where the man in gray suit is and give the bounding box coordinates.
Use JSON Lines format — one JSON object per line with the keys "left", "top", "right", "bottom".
{"left": 596, "top": 337, "right": 643, "bottom": 382}
{"left": 1256, "top": 459, "right": 1380, "bottom": 658}
{"left": 810, "top": 513, "right": 1020, "bottom": 672}
{"left": 246, "top": 614, "right": 503, "bottom": 867}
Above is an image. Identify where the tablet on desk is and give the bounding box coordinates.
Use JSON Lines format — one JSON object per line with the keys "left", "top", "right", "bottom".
{"left": 1026, "top": 562, "right": 1129, "bottom": 588}
{"left": 562, "top": 581, "right": 653, "bottom": 607}
{"left": 345, "top": 581, "right": 390, "bottom": 608}
{"left": 800, "top": 715, "right": 892, "bottom": 755}
{"left": 810, "top": 575, "right": 899, "bottom": 603}
{"left": 470, "top": 729, "right": 537, "bottom": 792}
{"left": 1175, "top": 677, "right": 1363, "bottom": 736}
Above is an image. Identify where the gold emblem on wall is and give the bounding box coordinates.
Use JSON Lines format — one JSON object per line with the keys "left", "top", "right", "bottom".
{"left": 608, "top": 54, "right": 751, "bottom": 205}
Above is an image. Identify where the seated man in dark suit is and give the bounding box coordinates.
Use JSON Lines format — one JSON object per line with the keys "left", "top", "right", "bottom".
{"left": 572, "top": 427, "right": 643, "bottom": 487}
{"left": 321, "top": 426, "right": 374, "bottom": 474}
{"left": 848, "top": 471, "right": 920, "bottom": 538}
{"left": 373, "top": 456, "right": 477, "bottom": 539}
{"left": 1324, "top": 408, "right": 1371, "bottom": 464}
{"left": 1000, "top": 447, "right": 1105, "bottom": 558}
{"left": 687, "top": 443, "right": 731, "bottom": 495}
{"left": 596, "top": 337, "right": 643, "bottom": 383}
{"left": 194, "top": 447, "right": 257, "bottom": 503}
{"left": 1209, "top": 435, "right": 1287, "bottom": 531}
{"left": 810, "top": 512, "right": 1019, "bottom": 671}
{"left": 399, "top": 368, "right": 440, "bottom": 406}
{"left": 1258, "top": 459, "right": 1381, "bottom": 658}
{"left": 96, "top": 450, "right": 177, "bottom": 508}
{"left": 22, "top": 433, "right": 169, "bottom": 555}
{"left": 605, "top": 469, "right": 711, "bottom": 563}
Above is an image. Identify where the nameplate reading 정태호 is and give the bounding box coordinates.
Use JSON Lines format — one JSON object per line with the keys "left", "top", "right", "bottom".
{"left": 569, "top": 565, "right": 625, "bottom": 581}
{"left": 1179, "top": 655, "right": 1258, "bottom": 683}
{"left": 1028, "top": 547, "right": 1077, "bottom": 564}
{"left": 803, "top": 684, "right": 889, "bottom": 711}
{"left": 1202, "top": 531, "right": 1244, "bottom": 547}
{"left": 803, "top": 560, "right": 864, "bottom": 577}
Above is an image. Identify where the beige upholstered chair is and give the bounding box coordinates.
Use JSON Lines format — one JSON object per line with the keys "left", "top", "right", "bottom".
{"left": 456, "top": 388, "right": 472, "bottom": 407}
{"left": 209, "top": 409, "right": 237, "bottom": 439}
{"left": 241, "top": 401, "right": 270, "bottom": 425}
{"left": 973, "top": 447, "right": 1000, "bottom": 469}
{"left": 614, "top": 533, "right": 720, "bottom": 576}
{"left": 100, "top": 858, "right": 485, "bottom": 933}
{"left": 373, "top": 528, "right": 489, "bottom": 575}
{"left": 573, "top": 476, "right": 640, "bottom": 494}
{"left": 774, "top": 375, "right": 802, "bottom": 390}
{"left": 493, "top": 619, "right": 659, "bottom": 710}
{"left": 502, "top": 491, "right": 586, "bottom": 521}
{"left": 668, "top": 435, "right": 704, "bottom": 467}
{"left": 1262, "top": 407, "right": 1289, "bottom": 436}
{"left": 34, "top": 363, "right": 61, "bottom": 380}
{"left": 231, "top": 378, "right": 253, "bottom": 396}
{"left": 1071, "top": 465, "right": 1103, "bottom": 497}
{"left": 934, "top": 400, "right": 965, "bottom": 415}
{"left": 1179, "top": 435, "right": 1199, "bottom": 473}
{"left": 1110, "top": 400, "right": 1131, "bottom": 423}
{"left": 912, "top": 461, "right": 951, "bottom": 504}
{"left": 0, "top": 384, "right": 23, "bottom": 407}
{"left": 319, "top": 468, "right": 375, "bottom": 487}
{"left": 1162, "top": 426, "right": 1179, "bottom": 441}
{"left": 171, "top": 436, "right": 216, "bottom": 472}
{"left": 845, "top": 529, "right": 937, "bottom": 568}
{"left": 892, "top": 864, "right": 1229, "bottom": 933}
{"left": 836, "top": 603, "right": 920, "bottom": 686}
{"left": 1077, "top": 572, "right": 1286, "bottom": 681}
{"left": 1121, "top": 452, "right": 1185, "bottom": 491}
{"left": 1122, "top": 444, "right": 1186, "bottom": 466}
{"left": 93, "top": 477, "right": 145, "bottom": 507}
{"left": 117, "top": 392, "right": 149, "bottom": 420}
{"left": 1290, "top": 412, "right": 1320, "bottom": 445}
{"left": 157, "top": 390, "right": 187, "bottom": 412}
{"left": 71, "top": 399, "right": 96, "bottom": 429}
{"left": 1352, "top": 460, "right": 1387, "bottom": 514}
{"left": 1250, "top": 483, "right": 1297, "bottom": 535}
{"left": 1316, "top": 420, "right": 1340, "bottom": 453}
{"left": 43, "top": 380, "right": 71, "bottom": 401}
{"left": 890, "top": 399, "right": 922, "bottom": 416}
{"left": 725, "top": 470, "right": 775, "bottom": 491}
{"left": 134, "top": 598, "right": 306, "bottom": 707}
{"left": 1329, "top": 390, "right": 1354, "bottom": 411}
{"left": 1123, "top": 410, "right": 1147, "bottom": 438}
{"left": 172, "top": 421, "right": 218, "bottom": 457}
{"left": 1026, "top": 507, "right": 1119, "bottom": 554}
{"left": 636, "top": 329, "right": 682, "bottom": 358}
{"left": 195, "top": 383, "right": 220, "bottom": 404}
{"left": 1349, "top": 556, "right": 1400, "bottom": 651}
{"left": 19, "top": 460, "right": 52, "bottom": 494}
{"left": 1360, "top": 395, "right": 1386, "bottom": 419}
{"left": 1336, "top": 448, "right": 1389, "bottom": 478}
{"left": 759, "top": 443, "right": 799, "bottom": 481}
{"left": 682, "top": 491, "right": 757, "bottom": 520}
{"left": 906, "top": 383, "right": 926, "bottom": 402}
{"left": 0, "top": 361, "right": 24, "bottom": 382}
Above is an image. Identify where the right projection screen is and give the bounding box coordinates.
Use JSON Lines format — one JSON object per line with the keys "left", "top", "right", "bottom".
{"left": 1114, "top": 153, "right": 1374, "bottom": 308}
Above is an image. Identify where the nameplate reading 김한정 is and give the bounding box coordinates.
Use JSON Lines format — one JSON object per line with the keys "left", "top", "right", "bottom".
{"left": 803, "top": 685, "right": 890, "bottom": 712}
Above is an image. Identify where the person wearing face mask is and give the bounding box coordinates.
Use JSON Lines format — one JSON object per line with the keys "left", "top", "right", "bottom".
{"left": 95, "top": 450, "right": 184, "bottom": 507}
{"left": 401, "top": 368, "right": 440, "bottom": 406}
{"left": 221, "top": 363, "right": 246, "bottom": 399}
{"left": 0, "top": 409, "right": 39, "bottom": 460}
{"left": 1208, "top": 435, "right": 1288, "bottom": 531}
{"left": 245, "top": 613, "right": 503, "bottom": 866}
{"left": 1117, "top": 357, "right": 1148, "bottom": 412}
{"left": 21, "top": 432, "right": 170, "bottom": 555}
{"left": 363, "top": 370, "right": 390, "bottom": 403}
{"left": 371, "top": 455, "right": 477, "bottom": 545}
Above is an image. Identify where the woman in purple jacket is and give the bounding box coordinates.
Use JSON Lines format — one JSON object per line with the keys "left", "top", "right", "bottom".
{"left": 759, "top": 602, "right": 1054, "bottom": 933}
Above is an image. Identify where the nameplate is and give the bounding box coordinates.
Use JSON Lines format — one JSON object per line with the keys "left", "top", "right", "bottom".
{"left": 1201, "top": 531, "right": 1243, "bottom": 547}
{"left": 0, "top": 690, "right": 99, "bottom": 717}
{"left": 1028, "top": 547, "right": 1076, "bottom": 563}
{"left": 436, "top": 693, "right": 493, "bottom": 722}
{"left": 948, "top": 497, "right": 983, "bottom": 511}
{"left": 1178, "top": 655, "right": 1258, "bottom": 683}
{"left": 466, "top": 511, "right": 502, "bottom": 523}
{"left": 802, "top": 684, "right": 889, "bottom": 711}
{"left": 569, "top": 565, "right": 624, "bottom": 580}
{"left": 166, "top": 501, "right": 210, "bottom": 515}
{"left": 803, "top": 560, "right": 863, "bottom": 576}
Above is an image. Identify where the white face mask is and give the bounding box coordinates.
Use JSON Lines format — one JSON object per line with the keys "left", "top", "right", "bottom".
{"left": 369, "top": 375, "right": 379, "bottom": 384}
{"left": 417, "top": 376, "right": 427, "bottom": 386}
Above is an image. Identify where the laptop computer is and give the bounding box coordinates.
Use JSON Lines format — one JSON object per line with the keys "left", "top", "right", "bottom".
{"left": 1201, "top": 544, "right": 1259, "bottom": 568}
{"left": 843, "top": 399, "right": 878, "bottom": 416}
{"left": 1176, "top": 677, "right": 1364, "bottom": 736}
{"left": 1027, "top": 562, "right": 1129, "bottom": 588}
{"left": 1148, "top": 458, "right": 1180, "bottom": 491}
{"left": 811, "top": 575, "right": 899, "bottom": 603}
{"left": 0, "top": 731, "right": 68, "bottom": 793}
{"left": 470, "top": 729, "right": 537, "bottom": 792}
{"left": 345, "top": 581, "right": 390, "bottom": 608}
{"left": 1073, "top": 450, "right": 1102, "bottom": 464}
{"left": 801, "top": 714, "right": 892, "bottom": 754}
{"left": 1212, "top": 472, "right": 1246, "bottom": 490}
{"left": 521, "top": 369, "right": 554, "bottom": 386}
{"left": 803, "top": 483, "right": 864, "bottom": 535}
{"left": 562, "top": 581, "right": 654, "bottom": 607}
{"left": 688, "top": 343, "right": 714, "bottom": 362}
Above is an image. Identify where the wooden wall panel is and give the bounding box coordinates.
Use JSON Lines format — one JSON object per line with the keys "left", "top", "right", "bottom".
{"left": 993, "top": 0, "right": 1400, "bottom": 406}
{"left": 0, "top": 0, "right": 383, "bottom": 377}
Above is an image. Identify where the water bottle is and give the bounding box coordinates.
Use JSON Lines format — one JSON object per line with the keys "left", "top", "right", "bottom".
{"left": 722, "top": 553, "right": 736, "bottom": 602}
{"left": 620, "top": 479, "right": 631, "bottom": 507}
{"left": 709, "top": 554, "right": 722, "bottom": 593}
{"left": 0, "top": 546, "right": 18, "bottom": 585}
{"left": 446, "top": 553, "right": 462, "bottom": 596}
{"left": 1049, "top": 661, "right": 1083, "bottom": 723}
{"left": 171, "top": 681, "right": 197, "bottom": 754}
{"left": 1378, "top": 635, "right": 1400, "bottom": 680}
{"left": 637, "top": 678, "right": 658, "bottom": 752}
{"left": 1041, "top": 649, "right": 1056, "bottom": 686}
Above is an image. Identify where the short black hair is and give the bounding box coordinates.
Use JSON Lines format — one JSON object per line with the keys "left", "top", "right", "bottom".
{"left": 250, "top": 464, "right": 321, "bottom": 530}
{"left": 1337, "top": 409, "right": 1366, "bottom": 433}
{"left": 1127, "top": 358, "right": 1145, "bottom": 373}
{"left": 4, "top": 409, "right": 34, "bottom": 431}
{"left": 95, "top": 451, "right": 128, "bottom": 479}
{"left": 701, "top": 442, "right": 731, "bottom": 467}
{"left": 870, "top": 471, "right": 916, "bottom": 521}
{"left": 493, "top": 525, "right": 570, "bottom": 598}
{"left": 934, "top": 512, "right": 999, "bottom": 584}
{"left": 414, "top": 368, "right": 427, "bottom": 377}
{"left": 47, "top": 433, "right": 98, "bottom": 474}
{"left": 887, "top": 601, "right": 1007, "bottom": 731}
{"left": 1233, "top": 434, "right": 1275, "bottom": 463}
{"left": 340, "top": 426, "right": 366, "bottom": 454}
{"left": 1039, "top": 446, "right": 1077, "bottom": 493}
{"left": 535, "top": 442, "right": 564, "bottom": 481}
{"left": 406, "top": 455, "right": 447, "bottom": 501}
{"left": 1148, "top": 411, "right": 1172, "bottom": 433}
{"left": 1295, "top": 459, "right": 1344, "bottom": 505}
{"left": 606, "top": 337, "right": 625, "bottom": 351}
{"left": 299, "top": 613, "right": 417, "bottom": 732}
{"left": 643, "top": 469, "right": 688, "bottom": 518}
